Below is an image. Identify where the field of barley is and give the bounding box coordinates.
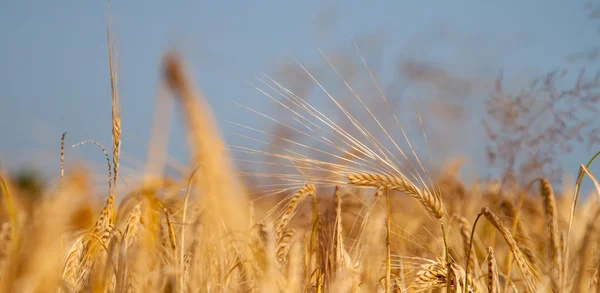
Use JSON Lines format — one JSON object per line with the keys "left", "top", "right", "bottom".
{"left": 3, "top": 2, "right": 600, "bottom": 293}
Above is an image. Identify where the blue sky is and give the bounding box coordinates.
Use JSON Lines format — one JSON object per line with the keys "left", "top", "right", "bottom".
{"left": 1, "top": 1, "right": 598, "bottom": 191}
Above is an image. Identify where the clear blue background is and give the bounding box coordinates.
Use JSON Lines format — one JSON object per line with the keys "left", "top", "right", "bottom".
{"left": 1, "top": 1, "right": 598, "bottom": 193}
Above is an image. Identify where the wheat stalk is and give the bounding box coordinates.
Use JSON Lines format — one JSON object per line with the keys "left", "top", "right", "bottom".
{"left": 60, "top": 132, "right": 67, "bottom": 189}
{"left": 454, "top": 214, "right": 478, "bottom": 275}
{"left": 565, "top": 157, "right": 600, "bottom": 291}
{"left": 500, "top": 200, "right": 536, "bottom": 265}
{"left": 480, "top": 207, "right": 537, "bottom": 292}
{"left": 574, "top": 207, "right": 600, "bottom": 292}
{"left": 385, "top": 187, "right": 391, "bottom": 293}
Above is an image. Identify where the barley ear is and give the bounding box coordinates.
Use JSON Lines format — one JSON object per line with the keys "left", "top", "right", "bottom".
{"left": 539, "top": 178, "right": 562, "bottom": 284}
{"left": 275, "top": 184, "right": 315, "bottom": 241}
{"left": 487, "top": 246, "right": 497, "bottom": 293}
{"left": 453, "top": 214, "right": 478, "bottom": 276}
{"left": 346, "top": 172, "right": 443, "bottom": 219}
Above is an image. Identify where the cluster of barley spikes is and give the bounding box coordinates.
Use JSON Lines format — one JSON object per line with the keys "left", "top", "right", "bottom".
{"left": 2, "top": 26, "right": 600, "bottom": 293}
